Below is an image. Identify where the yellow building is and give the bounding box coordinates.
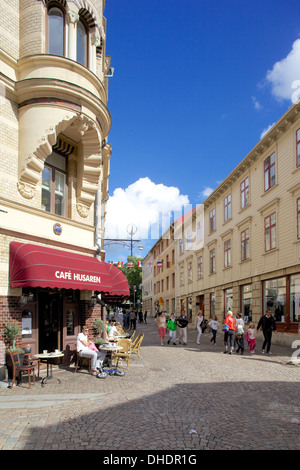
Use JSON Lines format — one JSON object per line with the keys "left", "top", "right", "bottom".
{"left": 176, "top": 101, "right": 300, "bottom": 346}
{"left": 0, "top": 0, "right": 128, "bottom": 371}
{"left": 143, "top": 224, "right": 176, "bottom": 316}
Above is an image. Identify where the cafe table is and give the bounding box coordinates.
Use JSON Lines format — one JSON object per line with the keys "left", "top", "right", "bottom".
{"left": 33, "top": 351, "right": 64, "bottom": 387}
{"left": 99, "top": 344, "right": 123, "bottom": 367}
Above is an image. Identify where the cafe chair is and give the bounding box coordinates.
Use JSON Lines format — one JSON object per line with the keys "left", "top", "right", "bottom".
{"left": 10, "top": 351, "right": 35, "bottom": 389}
{"left": 128, "top": 330, "right": 136, "bottom": 341}
{"left": 130, "top": 333, "right": 144, "bottom": 358}
{"left": 23, "top": 353, "right": 40, "bottom": 378}
{"left": 113, "top": 339, "right": 131, "bottom": 369}
{"left": 74, "top": 345, "right": 91, "bottom": 373}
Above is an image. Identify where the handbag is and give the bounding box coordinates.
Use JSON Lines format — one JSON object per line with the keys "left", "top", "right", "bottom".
{"left": 222, "top": 324, "right": 229, "bottom": 332}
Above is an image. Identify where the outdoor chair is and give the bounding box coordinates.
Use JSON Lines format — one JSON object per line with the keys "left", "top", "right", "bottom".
{"left": 130, "top": 333, "right": 144, "bottom": 358}
{"left": 113, "top": 338, "right": 131, "bottom": 369}
{"left": 74, "top": 345, "right": 92, "bottom": 373}
{"left": 128, "top": 330, "right": 136, "bottom": 341}
{"left": 10, "top": 351, "right": 35, "bottom": 389}
{"left": 23, "top": 353, "right": 40, "bottom": 378}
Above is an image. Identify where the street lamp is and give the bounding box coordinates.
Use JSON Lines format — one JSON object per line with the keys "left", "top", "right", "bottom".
{"left": 103, "top": 223, "right": 143, "bottom": 257}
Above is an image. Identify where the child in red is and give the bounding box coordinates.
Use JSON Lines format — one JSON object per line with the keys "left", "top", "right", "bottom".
{"left": 246, "top": 323, "right": 257, "bottom": 353}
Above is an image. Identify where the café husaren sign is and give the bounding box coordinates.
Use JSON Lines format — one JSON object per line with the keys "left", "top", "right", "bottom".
{"left": 55, "top": 270, "right": 101, "bottom": 284}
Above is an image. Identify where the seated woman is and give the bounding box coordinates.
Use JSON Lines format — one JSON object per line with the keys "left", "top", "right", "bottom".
{"left": 77, "top": 326, "right": 107, "bottom": 376}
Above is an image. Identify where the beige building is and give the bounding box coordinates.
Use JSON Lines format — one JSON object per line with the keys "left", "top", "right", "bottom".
{"left": 0, "top": 0, "right": 128, "bottom": 373}
{"left": 142, "top": 224, "right": 176, "bottom": 316}
{"left": 176, "top": 101, "right": 300, "bottom": 346}
{"left": 144, "top": 101, "right": 300, "bottom": 347}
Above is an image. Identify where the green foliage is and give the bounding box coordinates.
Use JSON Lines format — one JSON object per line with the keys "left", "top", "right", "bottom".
{"left": 119, "top": 256, "right": 143, "bottom": 306}
{"left": 93, "top": 318, "right": 105, "bottom": 335}
{"left": 3, "top": 322, "right": 21, "bottom": 350}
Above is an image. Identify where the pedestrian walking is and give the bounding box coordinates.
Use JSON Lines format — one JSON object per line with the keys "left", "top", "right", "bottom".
{"left": 195, "top": 310, "right": 204, "bottom": 345}
{"left": 235, "top": 313, "right": 245, "bottom": 355}
{"left": 257, "top": 309, "right": 277, "bottom": 355}
{"left": 144, "top": 310, "right": 148, "bottom": 323}
{"left": 208, "top": 314, "right": 219, "bottom": 345}
{"left": 246, "top": 323, "right": 257, "bottom": 353}
{"left": 130, "top": 309, "right": 136, "bottom": 329}
{"left": 223, "top": 310, "right": 235, "bottom": 354}
{"left": 177, "top": 311, "right": 189, "bottom": 345}
{"left": 156, "top": 311, "right": 167, "bottom": 345}
{"left": 167, "top": 313, "right": 177, "bottom": 345}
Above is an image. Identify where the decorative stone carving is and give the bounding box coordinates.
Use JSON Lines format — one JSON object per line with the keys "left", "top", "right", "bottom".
{"left": 77, "top": 201, "right": 89, "bottom": 218}
{"left": 17, "top": 181, "right": 36, "bottom": 199}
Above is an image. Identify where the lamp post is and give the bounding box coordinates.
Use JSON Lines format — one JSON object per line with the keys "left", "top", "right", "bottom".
{"left": 103, "top": 223, "right": 143, "bottom": 257}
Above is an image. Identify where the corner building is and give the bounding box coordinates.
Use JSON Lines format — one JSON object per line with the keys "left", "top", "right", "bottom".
{"left": 0, "top": 0, "right": 128, "bottom": 370}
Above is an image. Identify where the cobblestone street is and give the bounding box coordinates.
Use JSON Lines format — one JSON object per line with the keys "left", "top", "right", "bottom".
{"left": 0, "top": 318, "right": 299, "bottom": 451}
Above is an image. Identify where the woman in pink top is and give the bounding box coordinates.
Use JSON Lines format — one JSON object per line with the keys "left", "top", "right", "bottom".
{"left": 156, "top": 311, "right": 167, "bottom": 345}
{"left": 223, "top": 310, "right": 235, "bottom": 355}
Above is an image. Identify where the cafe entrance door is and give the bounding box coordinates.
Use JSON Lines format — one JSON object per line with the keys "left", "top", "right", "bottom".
{"left": 38, "top": 291, "right": 62, "bottom": 353}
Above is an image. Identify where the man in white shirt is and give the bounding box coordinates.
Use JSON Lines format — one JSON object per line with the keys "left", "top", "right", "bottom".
{"left": 77, "top": 326, "right": 106, "bottom": 376}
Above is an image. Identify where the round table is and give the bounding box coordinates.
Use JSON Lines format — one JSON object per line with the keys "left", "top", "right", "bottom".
{"left": 99, "top": 344, "right": 123, "bottom": 367}
{"left": 34, "top": 352, "right": 64, "bottom": 387}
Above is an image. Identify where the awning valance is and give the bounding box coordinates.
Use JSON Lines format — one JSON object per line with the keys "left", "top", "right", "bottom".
{"left": 9, "top": 242, "right": 129, "bottom": 298}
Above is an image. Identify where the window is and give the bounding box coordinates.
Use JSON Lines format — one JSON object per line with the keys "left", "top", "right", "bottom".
{"left": 265, "top": 213, "right": 276, "bottom": 252}
{"left": 224, "top": 288, "right": 233, "bottom": 313}
{"left": 297, "top": 198, "right": 300, "bottom": 240}
{"left": 180, "top": 266, "right": 184, "bottom": 286}
{"left": 224, "top": 195, "right": 231, "bottom": 222}
{"left": 197, "top": 255, "right": 203, "bottom": 279}
{"left": 264, "top": 152, "right": 276, "bottom": 191}
{"left": 209, "top": 208, "right": 215, "bottom": 232}
{"left": 48, "top": 6, "right": 65, "bottom": 56}
{"left": 187, "top": 261, "right": 192, "bottom": 282}
{"left": 241, "top": 284, "right": 252, "bottom": 322}
{"left": 210, "top": 293, "right": 215, "bottom": 317}
{"left": 241, "top": 228, "right": 249, "bottom": 261}
{"left": 241, "top": 177, "right": 249, "bottom": 209}
{"left": 42, "top": 151, "right": 67, "bottom": 216}
{"left": 264, "top": 277, "right": 286, "bottom": 322}
{"left": 77, "top": 18, "right": 88, "bottom": 66}
{"left": 197, "top": 220, "right": 203, "bottom": 243}
{"left": 290, "top": 274, "right": 300, "bottom": 323}
{"left": 210, "top": 248, "right": 215, "bottom": 274}
{"left": 297, "top": 129, "right": 300, "bottom": 167}
{"left": 179, "top": 238, "right": 184, "bottom": 255}
{"left": 224, "top": 239, "right": 231, "bottom": 268}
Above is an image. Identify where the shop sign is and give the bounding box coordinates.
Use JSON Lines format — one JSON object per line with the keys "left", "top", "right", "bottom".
{"left": 53, "top": 223, "right": 62, "bottom": 235}
{"left": 55, "top": 271, "right": 101, "bottom": 283}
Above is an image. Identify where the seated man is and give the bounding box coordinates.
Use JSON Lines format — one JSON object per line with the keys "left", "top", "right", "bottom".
{"left": 107, "top": 322, "right": 120, "bottom": 341}
{"left": 77, "top": 326, "right": 106, "bottom": 376}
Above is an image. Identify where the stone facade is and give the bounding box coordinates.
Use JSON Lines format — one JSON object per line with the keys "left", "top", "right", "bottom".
{"left": 0, "top": 0, "right": 113, "bottom": 367}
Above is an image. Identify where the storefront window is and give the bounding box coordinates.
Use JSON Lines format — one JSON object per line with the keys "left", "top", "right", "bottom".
{"left": 187, "top": 297, "right": 192, "bottom": 321}
{"left": 66, "top": 310, "right": 75, "bottom": 336}
{"left": 264, "top": 277, "right": 286, "bottom": 322}
{"left": 241, "top": 284, "right": 252, "bottom": 322}
{"left": 224, "top": 288, "right": 233, "bottom": 313}
{"left": 290, "top": 275, "right": 300, "bottom": 323}
{"left": 22, "top": 310, "right": 33, "bottom": 339}
{"left": 210, "top": 292, "right": 215, "bottom": 317}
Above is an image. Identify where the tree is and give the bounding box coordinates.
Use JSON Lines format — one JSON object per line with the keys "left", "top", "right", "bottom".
{"left": 119, "top": 256, "right": 143, "bottom": 307}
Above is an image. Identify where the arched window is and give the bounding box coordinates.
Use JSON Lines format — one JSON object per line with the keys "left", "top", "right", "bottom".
{"left": 48, "top": 5, "right": 65, "bottom": 56}
{"left": 77, "top": 18, "right": 88, "bottom": 67}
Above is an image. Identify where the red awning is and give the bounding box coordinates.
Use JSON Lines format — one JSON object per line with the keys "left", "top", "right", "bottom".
{"left": 9, "top": 242, "right": 129, "bottom": 298}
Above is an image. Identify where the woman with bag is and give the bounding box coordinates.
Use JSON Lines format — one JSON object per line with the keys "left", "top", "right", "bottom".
{"left": 223, "top": 310, "right": 235, "bottom": 354}
{"left": 235, "top": 313, "right": 245, "bottom": 354}
{"left": 195, "top": 310, "right": 204, "bottom": 345}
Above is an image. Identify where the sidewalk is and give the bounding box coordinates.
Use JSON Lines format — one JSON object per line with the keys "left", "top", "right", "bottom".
{"left": 0, "top": 319, "right": 299, "bottom": 450}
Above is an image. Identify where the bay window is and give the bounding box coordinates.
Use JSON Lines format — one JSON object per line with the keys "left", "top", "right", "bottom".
{"left": 48, "top": 5, "right": 65, "bottom": 56}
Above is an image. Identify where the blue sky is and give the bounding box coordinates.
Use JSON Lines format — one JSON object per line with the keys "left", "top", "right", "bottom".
{"left": 103, "top": 0, "right": 300, "bottom": 262}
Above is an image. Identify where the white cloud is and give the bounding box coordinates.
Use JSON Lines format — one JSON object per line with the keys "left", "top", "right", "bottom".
{"left": 104, "top": 177, "right": 190, "bottom": 241}
{"left": 198, "top": 186, "right": 214, "bottom": 201}
{"left": 260, "top": 122, "right": 276, "bottom": 139}
{"left": 251, "top": 96, "right": 262, "bottom": 110}
{"left": 266, "top": 39, "right": 300, "bottom": 102}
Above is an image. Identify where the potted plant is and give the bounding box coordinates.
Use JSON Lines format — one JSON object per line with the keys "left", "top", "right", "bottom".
{"left": 93, "top": 318, "right": 106, "bottom": 348}
{"left": 3, "top": 322, "right": 24, "bottom": 380}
